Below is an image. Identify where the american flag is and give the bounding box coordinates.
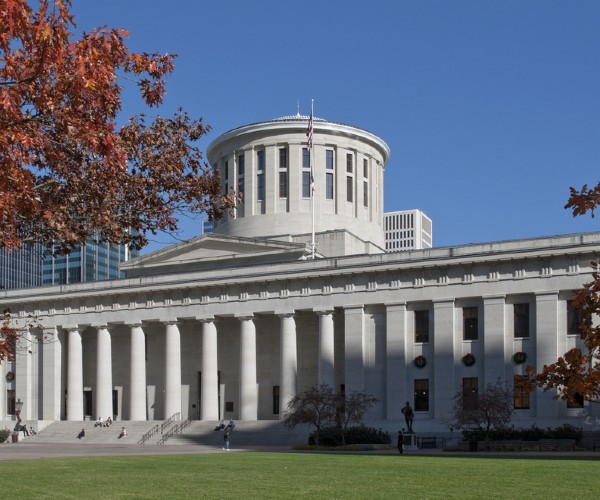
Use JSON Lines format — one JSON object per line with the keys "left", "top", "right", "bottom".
{"left": 307, "top": 108, "right": 314, "bottom": 196}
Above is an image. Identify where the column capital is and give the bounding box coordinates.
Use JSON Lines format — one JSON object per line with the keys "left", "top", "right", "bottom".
{"left": 126, "top": 321, "right": 143, "bottom": 328}
{"left": 313, "top": 309, "right": 335, "bottom": 316}
{"left": 235, "top": 313, "right": 255, "bottom": 321}
{"left": 63, "top": 325, "right": 79, "bottom": 332}
{"left": 276, "top": 311, "right": 295, "bottom": 319}
{"left": 92, "top": 323, "right": 111, "bottom": 332}
{"left": 162, "top": 320, "right": 180, "bottom": 326}
{"left": 197, "top": 316, "right": 216, "bottom": 324}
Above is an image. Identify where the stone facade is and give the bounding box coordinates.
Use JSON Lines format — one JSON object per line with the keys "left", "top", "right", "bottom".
{"left": 1, "top": 115, "right": 599, "bottom": 435}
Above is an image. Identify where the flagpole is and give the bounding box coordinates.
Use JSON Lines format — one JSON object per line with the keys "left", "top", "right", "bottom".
{"left": 310, "top": 99, "right": 315, "bottom": 259}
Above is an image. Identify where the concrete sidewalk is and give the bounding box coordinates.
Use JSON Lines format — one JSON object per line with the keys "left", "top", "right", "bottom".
{"left": 1, "top": 441, "right": 599, "bottom": 461}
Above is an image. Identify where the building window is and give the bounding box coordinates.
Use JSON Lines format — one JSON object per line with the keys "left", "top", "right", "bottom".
{"left": 238, "top": 153, "right": 245, "bottom": 176}
{"left": 463, "top": 307, "right": 478, "bottom": 341}
{"left": 414, "top": 310, "right": 429, "bottom": 343}
{"left": 414, "top": 379, "right": 429, "bottom": 411}
{"left": 346, "top": 176, "right": 353, "bottom": 203}
{"left": 346, "top": 153, "right": 353, "bottom": 173}
{"left": 279, "top": 171, "right": 287, "bottom": 198}
{"left": 257, "top": 173, "right": 265, "bottom": 202}
{"left": 363, "top": 158, "right": 368, "bottom": 178}
{"left": 279, "top": 148, "right": 288, "bottom": 169}
{"left": 273, "top": 386, "right": 280, "bottom": 415}
{"left": 326, "top": 173, "right": 334, "bottom": 200}
{"left": 238, "top": 177, "right": 245, "bottom": 197}
{"left": 223, "top": 160, "right": 228, "bottom": 180}
{"left": 514, "top": 375, "right": 530, "bottom": 409}
{"left": 257, "top": 150, "right": 265, "bottom": 170}
{"left": 567, "top": 300, "right": 583, "bottom": 337}
{"left": 302, "top": 171, "right": 311, "bottom": 198}
{"left": 303, "top": 148, "right": 310, "bottom": 169}
{"left": 326, "top": 149, "right": 334, "bottom": 170}
{"left": 462, "top": 377, "right": 478, "bottom": 410}
{"left": 363, "top": 181, "right": 368, "bottom": 207}
{"left": 567, "top": 393, "right": 584, "bottom": 409}
{"left": 514, "top": 303, "right": 529, "bottom": 338}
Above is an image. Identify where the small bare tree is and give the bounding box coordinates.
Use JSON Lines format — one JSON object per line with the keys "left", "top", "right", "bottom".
{"left": 448, "top": 379, "right": 513, "bottom": 443}
{"left": 284, "top": 384, "right": 337, "bottom": 446}
{"left": 338, "top": 391, "right": 378, "bottom": 446}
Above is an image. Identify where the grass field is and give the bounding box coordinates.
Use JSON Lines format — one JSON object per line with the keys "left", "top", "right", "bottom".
{"left": 2, "top": 452, "right": 598, "bottom": 499}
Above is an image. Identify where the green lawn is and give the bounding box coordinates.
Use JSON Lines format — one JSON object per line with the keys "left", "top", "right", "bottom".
{"left": 2, "top": 452, "right": 598, "bottom": 499}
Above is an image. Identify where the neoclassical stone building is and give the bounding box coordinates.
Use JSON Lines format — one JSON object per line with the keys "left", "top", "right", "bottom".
{"left": 1, "top": 114, "right": 599, "bottom": 433}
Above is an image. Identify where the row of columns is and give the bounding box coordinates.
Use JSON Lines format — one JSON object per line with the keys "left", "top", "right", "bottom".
{"left": 60, "top": 310, "right": 336, "bottom": 421}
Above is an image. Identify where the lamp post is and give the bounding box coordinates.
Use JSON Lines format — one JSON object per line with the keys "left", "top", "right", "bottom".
{"left": 15, "top": 398, "right": 23, "bottom": 419}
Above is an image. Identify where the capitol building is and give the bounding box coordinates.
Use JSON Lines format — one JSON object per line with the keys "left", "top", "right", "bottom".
{"left": 1, "top": 114, "right": 599, "bottom": 435}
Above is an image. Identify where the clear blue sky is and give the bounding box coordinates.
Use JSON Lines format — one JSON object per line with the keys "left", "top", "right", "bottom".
{"left": 71, "top": 0, "right": 599, "bottom": 253}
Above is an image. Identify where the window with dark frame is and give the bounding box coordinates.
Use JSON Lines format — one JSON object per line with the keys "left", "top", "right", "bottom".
{"left": 302, "top": 171, "right": 311, "bottom": 198}
{"left": 257, "top": 149, "right": 265, "bottom": 171}
{"left": 463, "top": 307, "right": 478, "bottom": 341}
{"left": 363, "top": 181, "right": 368, "bottom": 207}
{"left": 257, "top": 173, "right": 265, "bottom": 201}
{"left": 346, "top": 153, "right": 353, "bottom": 173}
{"left": 279, "top": 171, "right": 287, "bottom": 198}
{"left": 346, "top": 176, "right": 353, "bottom": 203}
{"left": 238, "top": 153, "right": 245, "bottom": 176}
{"left": 567, "top": 300, "right": 583, "bottom": 337}
{"left": 514, "top": 303, "right": 530, "bottom": 338}
{"left": 363, "top": 158, "right": 368, "bottom": 178}
{"left": 273, "top": 386, "right": 280, "bottom": 415}
{"left": 414, "top": 379, "right": 429, "bottom": 411}
{"left": 414, "top": 310, "right": 429, "bottom": 343}
{"left": 302, "top": 147, "right": 310, "bottom": 169}
{"left": 462, "top": 377, "right": 478, "bottom": 410}
{"left": 279, "top": 148, "right": 287, "bottom": 169}
{"left": 513, "top": 375, "right": 530, "bottom": 409}
{"left": 326, "top": 149, "right": 334, "bottom": 170}
{"left": 326, "top": 173, "right": 334, "bottom": 199}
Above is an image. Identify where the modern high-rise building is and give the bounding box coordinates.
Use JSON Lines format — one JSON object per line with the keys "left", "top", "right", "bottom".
{"left": 0, "top": 240, "right": 138, "bottom": 289}
{"left": 384, "top": 209, "right": 432, "bottom": 251}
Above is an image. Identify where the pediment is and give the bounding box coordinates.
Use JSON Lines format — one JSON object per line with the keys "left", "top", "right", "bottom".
{"left": 120, "top": 233, "right": 310, "bottom": 277}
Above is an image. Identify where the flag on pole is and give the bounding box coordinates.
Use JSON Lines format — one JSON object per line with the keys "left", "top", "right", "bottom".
{"left": 306, "top": 105, "right": 314, "bottom": 196}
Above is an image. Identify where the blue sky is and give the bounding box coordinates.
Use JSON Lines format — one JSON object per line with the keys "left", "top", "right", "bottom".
{"left": 71, "top": 1, "right": 600, "bottom": 253}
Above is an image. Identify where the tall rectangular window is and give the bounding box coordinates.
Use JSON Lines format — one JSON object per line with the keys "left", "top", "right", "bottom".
{"left": 326, "top": 149, "right": 334, "bottom": 169}
{"left": 302, "top": 171, "right": 311, "bottom": 198}
{"left": 363, "top": 181, "right": 368, "bottom": 207}
{"left": 326, "top": 173, "right": 334, "bottom": 199}
{"left": 363, "top": 158, "right": 368, "bottom": 178}
{"left": 414, "top": 379, "right": 429, "bottom": 411}
{"left": 514, "top": 375, "right": 530, "bottom": 409}
{"left": 223, "top": 160, "right": 228, "bottom": 180}
{"left": 346, "top": 153, "right": 353, "bottom": 173}
{"left": 567, "top": 300, "right": 583, "bottom": 337}
{"left": 273, "top": 386, "right": 280, "bottom": 415}
{"left": 346, "top": 176, "right": 353, "bottom": 202}
{"left": 238, "top": 153, "right": 245, "bottom": 176}
{"left": 463, "top": 307, "right": 478, "bottom": 340}
{"left": 238, "top": 177, "right": 245, "bottom": 197}
{"left": 257, "top": 173, "right": 265, "bottom": 201}
{"left": 279, "top": 148, "right": 287, "bottom": 168}
{"left": 462, "top": 377, "right": 478, "bottom": 410}
{"left": 303, "top": 148, "right": 310, "bottom": 169}
{"left": 514, "top": 303, "right": 529, "bottom": 338}
{"left": 279, "top": 171, "right": 288, "bottom": 198}
{"left": 257, "top": 150, "right": 265, "bottom": 170}
{"left": 414, "top": 310, "right": 429, "bottom": 343}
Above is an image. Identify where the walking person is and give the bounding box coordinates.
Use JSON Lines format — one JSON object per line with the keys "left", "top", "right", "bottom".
{"left": 397, "top": 431, "right": 404, "bottom": 454}
{"left": 223, "top": 426, "right": 231, "bottom": 451}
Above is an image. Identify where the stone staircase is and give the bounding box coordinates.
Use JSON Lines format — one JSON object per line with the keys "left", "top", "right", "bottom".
{"left": 20, "top": 421, "right": 157, "bottom": 444}
{"left": 2, "top": 419, "right": 310, "bottom": 447}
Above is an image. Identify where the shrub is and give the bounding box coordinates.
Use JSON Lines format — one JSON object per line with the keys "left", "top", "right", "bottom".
{"left": 462, "top": 424, "right": 582, "bottom": 442}
{"left": 309, "top": 426, "right": 391, "bottom": 446}
{"left": 0, "top": 428, "right": 11, "bottom": 443}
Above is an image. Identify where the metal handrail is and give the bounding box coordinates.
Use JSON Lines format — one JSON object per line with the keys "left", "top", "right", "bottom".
{"left": 137, "top": 412, "right": 180, "bottom": 445}
{"left": 157, "top": 417, "right": 193, "bottom": 445}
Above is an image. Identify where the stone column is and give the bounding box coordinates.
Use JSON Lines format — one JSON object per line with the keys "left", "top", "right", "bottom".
{"left": 129, "top": 322, "right": 147, "bottom": 421}
{"left": 238, "top": 315, "right": 258, "bottom": 420}
{"left": 66, "top": 326, "right": 84, "bottom": 421}
{"left": 483, "top": 295, "right": 506, "bottom": 385}
{"left": 344, "top": 305, "right": 365, "bottom": 393}
{"left": 201, "top": 318, "right": 219, "bottom": 420}
{"left": 164, "top": 322, "right": 182, "bottom": 419}
{"left": 95, "top": 324, "right": 113, "bottom": 420}
{"left": 15, "top": 327, "right": 32, "bottom": 420}
{"left": 385, "top": 302, "right": 407, "bottom": 420}
{"left": 316, "top": 310, "right": 335, "bottom": 388}
{"left": 432, "top": 299, "right": 455, "bottom": 420}
{"left": 535, "top": 291, "right": 560, "bottom": 418}
{"left": 42, "top": 326, "right": 62, "bottom": 420}
{"left": 279, "top": 313, "right": 297, "bottom": 417}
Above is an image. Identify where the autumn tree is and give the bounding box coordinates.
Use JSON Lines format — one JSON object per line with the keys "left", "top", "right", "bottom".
{"left": 1, "top": 0, "right": 235, "bottom": 255}
{"left": 284, "top": 384, "right": 338, "bottom": 446}
{"left": 0, "top": 1, "right": 236, "bottom": 363}
{"left": 448, "top": 379, "right": 513, "bottom": 442}
{"left": 338, "top": 390, "right": 378, "bottom": 446}
{"left": 528, "top": 181, "right": 600, "bottom": 404}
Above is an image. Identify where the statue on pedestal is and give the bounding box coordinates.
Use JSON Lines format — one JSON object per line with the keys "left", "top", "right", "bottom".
{"left": 401, "top": 401, "right": 414, "bottom": 433}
